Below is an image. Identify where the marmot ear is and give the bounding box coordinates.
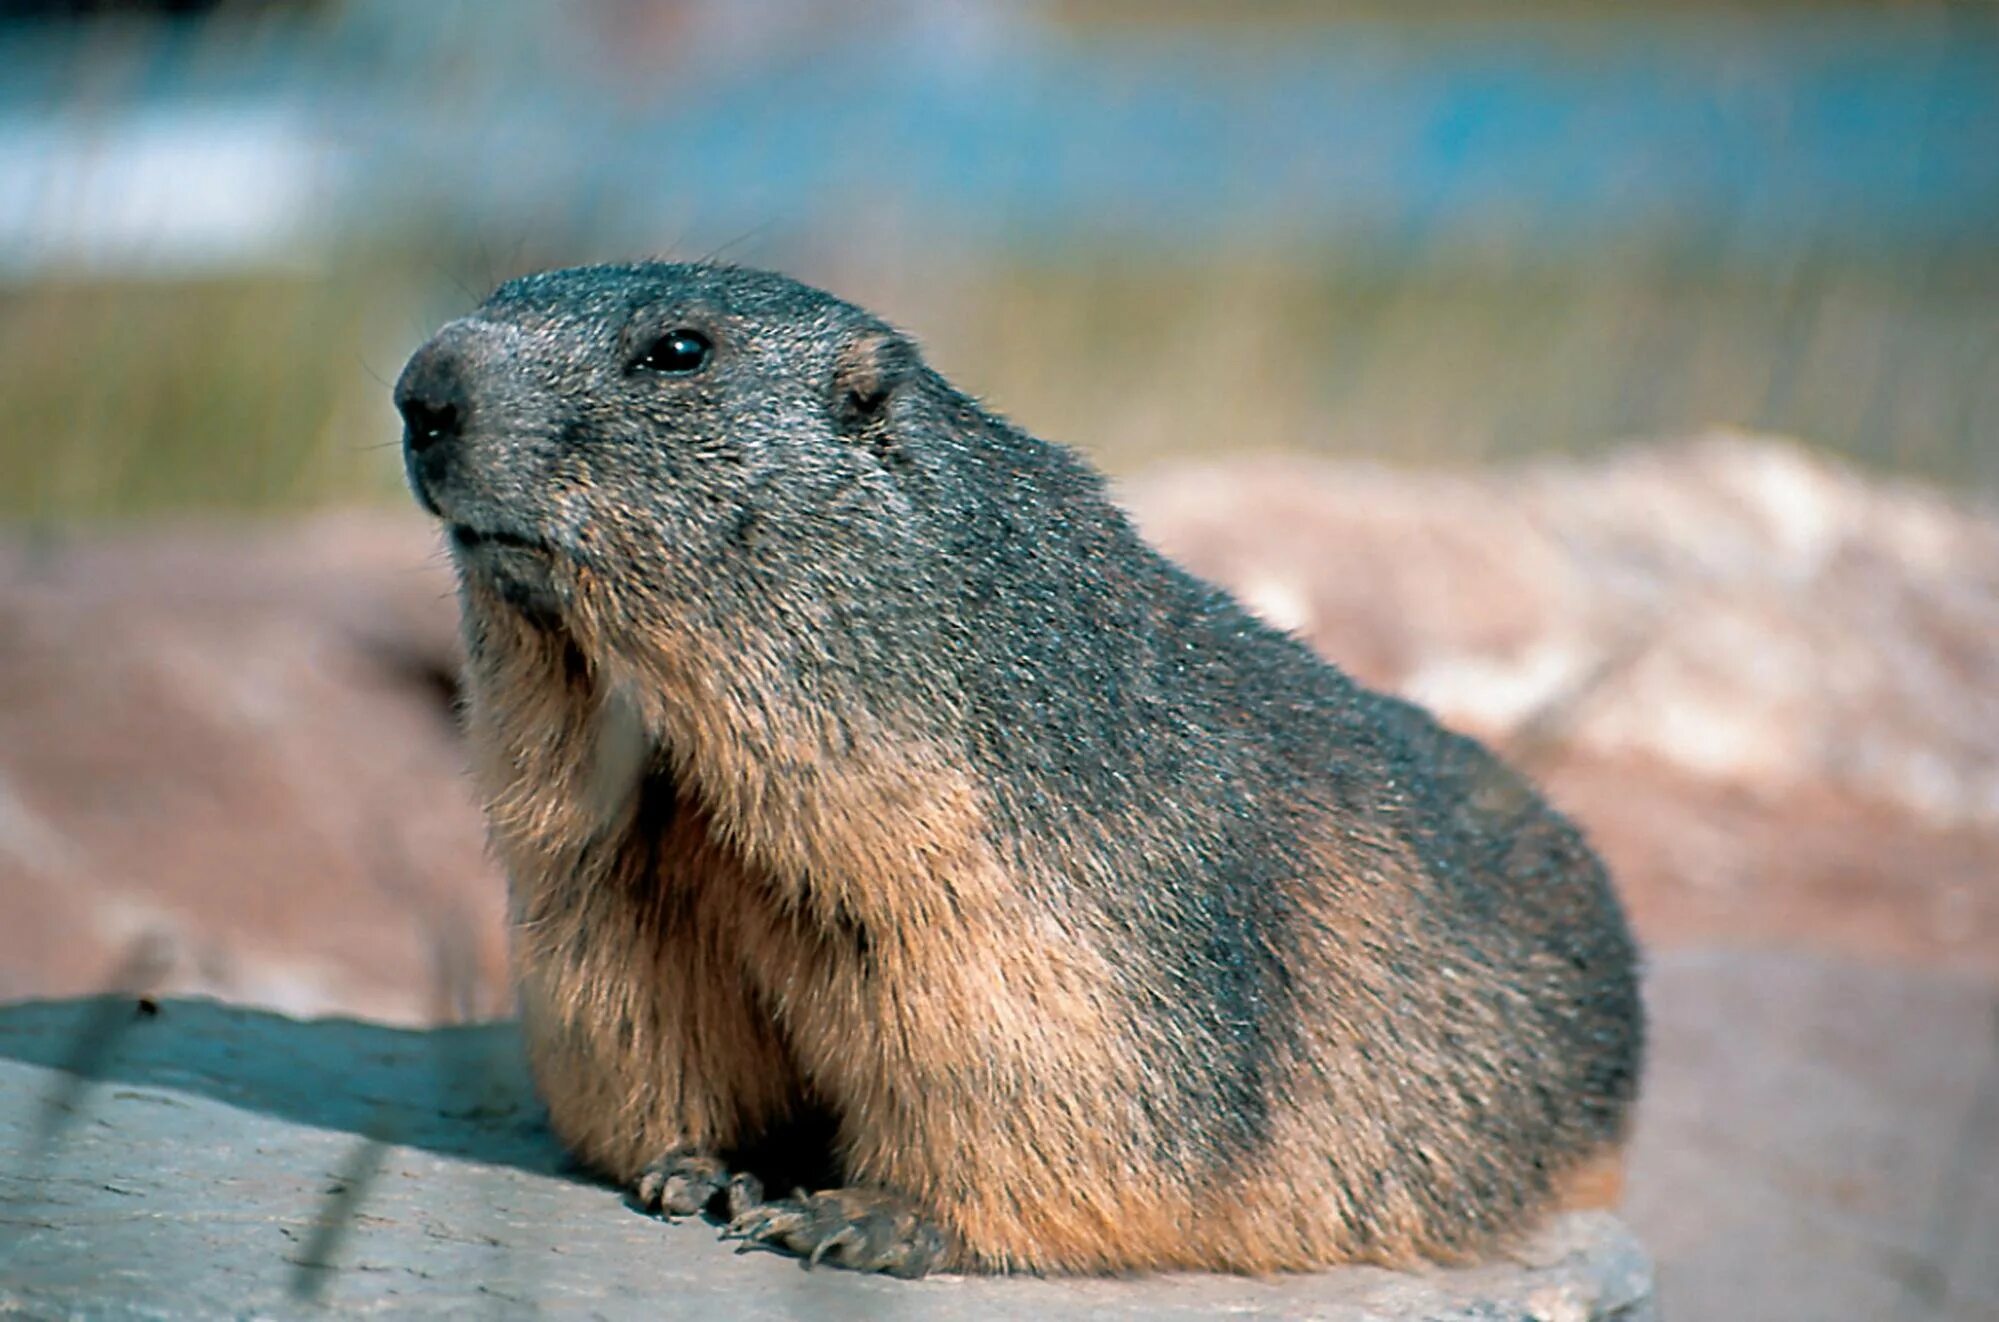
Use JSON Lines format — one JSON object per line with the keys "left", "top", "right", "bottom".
{"left": 831, "top": 328, "right": 915, "bottom": 433}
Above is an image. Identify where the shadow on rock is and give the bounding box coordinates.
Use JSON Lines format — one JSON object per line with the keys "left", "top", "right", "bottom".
{"left": 0, "top": 994, "right": 564, "bottom": 1178}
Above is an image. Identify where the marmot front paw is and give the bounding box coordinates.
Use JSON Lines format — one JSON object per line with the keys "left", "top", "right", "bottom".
{"left": 723, "top": 1186, "right": 951, "bottom": 1278}
{"left": 633, "top": 1147, "right": 764, "bottom": 1220}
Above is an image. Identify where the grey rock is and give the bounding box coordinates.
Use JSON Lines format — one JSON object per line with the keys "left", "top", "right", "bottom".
{"left": 0, "top": 996, "right": 1655, "bottom": 1320}
{"left": 1632, "top": 948, "right": 1999, "bottom": 1322}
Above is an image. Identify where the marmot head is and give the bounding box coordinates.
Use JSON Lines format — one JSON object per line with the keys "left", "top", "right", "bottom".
{"left": 394, "top": 263, "right": 925, "bottom": 635}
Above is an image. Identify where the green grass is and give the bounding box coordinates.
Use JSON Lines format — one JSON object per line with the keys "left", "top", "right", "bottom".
{"left": 913, "top": 247, "right": 1999, "bottom": 488}
{"left": 0, "top": 260, "right": 453, "bottom": 520}
{"left": 3, "top": 244, "right": 1994, "bottom": 521}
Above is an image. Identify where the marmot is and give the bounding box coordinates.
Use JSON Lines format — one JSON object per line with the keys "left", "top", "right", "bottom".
{"left": 395, "top": 263, "right": 1643, "bottom": 1278}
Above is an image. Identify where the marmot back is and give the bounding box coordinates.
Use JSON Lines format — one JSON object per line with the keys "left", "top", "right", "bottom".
{"left": 395, "top": 262, "right": 1643, "bottom": 1277}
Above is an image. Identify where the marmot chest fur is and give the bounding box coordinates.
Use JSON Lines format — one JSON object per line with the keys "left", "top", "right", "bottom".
{"left": 395, "top": 262, "right": 1643, "bottom": 1278}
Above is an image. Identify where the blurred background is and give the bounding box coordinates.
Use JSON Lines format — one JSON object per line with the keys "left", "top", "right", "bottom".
{"left": 3, "top": 0, "right": 1996, "bottom": 516}
{"left": 4, "top": 3, "right": 1998, "bottom": 1319}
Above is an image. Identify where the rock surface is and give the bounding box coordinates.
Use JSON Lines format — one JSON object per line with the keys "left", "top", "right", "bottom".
{"left": 0, "top": 994, "right": 1657, "bottom": 1320}
{"left": 1625, "top": 949, "right": 1998, "bottom": 1322}
{"left": 0, "top": 514, "right": 500, "bottom": 1024}
{"left": 5, "top": 946, "right": 1992, "bottom": 1319}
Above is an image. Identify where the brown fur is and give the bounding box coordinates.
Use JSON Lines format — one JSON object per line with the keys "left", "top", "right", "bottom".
{"left": 468, "top": 577, "right": 1182, "bottom": 1270}
{"left": 464, "top": 564, "right": 1626, "bottom": 1273}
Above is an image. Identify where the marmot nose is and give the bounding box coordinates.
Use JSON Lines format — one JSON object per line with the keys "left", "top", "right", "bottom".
{"left": 395, "top": 348, "right": 468, "bottom": 454}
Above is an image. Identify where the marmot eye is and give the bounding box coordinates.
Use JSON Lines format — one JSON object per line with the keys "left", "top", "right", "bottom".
{"left": 636, "top": 328, "right": 711, "bottom": 374}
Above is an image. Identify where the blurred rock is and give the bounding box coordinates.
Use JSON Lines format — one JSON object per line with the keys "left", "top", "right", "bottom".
{"left": 1124, "top": 430, "right": 1999, "bottom": 978}
{"left": 0, "top": 994, "right": 1657, "bottom": 1319}
{"left": 1127, "top": 430, "right": 1999, "bottom": 830}
{"left": 0, "top": 515, "right": 498, "bottom": 1024}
